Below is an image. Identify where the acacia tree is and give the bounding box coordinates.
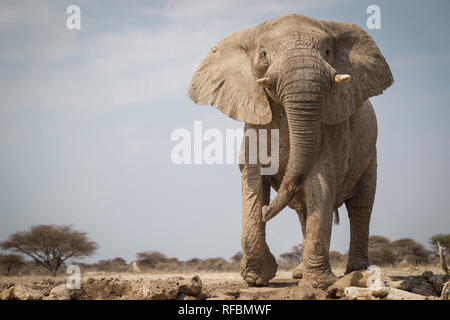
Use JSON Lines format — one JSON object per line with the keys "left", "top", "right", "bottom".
{"left": 278, "top": 244, "right": 303, "bottom": 269}
{"left": 0, "top": 254, "right": 25, "bottom": 276}
{"left": 368, "top": 235, "right": 396, "bottom": 266}
{"left": 429, "top": 234, "right": 450, "bottom": 254}
{"left": 95, "top": 257, "right": 128, "bottom": 272}
{"left": 0, "top": 225, "right": 97, "bottom": 276}
{"left": 136, "top": 251, "right": 169, "bottom": 269}
{"left": 280, "top": 244, "right": 302, "bottom": 261}
{"left": 389, "top": 238, "right": 431, "bottom": 265}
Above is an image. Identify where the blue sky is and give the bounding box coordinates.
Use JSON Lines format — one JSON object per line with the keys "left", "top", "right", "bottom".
{"left": 0, "top": 0, "right": 449, "bottom": 263}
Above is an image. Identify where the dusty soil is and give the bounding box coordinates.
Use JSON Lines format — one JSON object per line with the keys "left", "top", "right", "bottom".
{"left": 0, "top": 266, "right": 447, "bottom": 300}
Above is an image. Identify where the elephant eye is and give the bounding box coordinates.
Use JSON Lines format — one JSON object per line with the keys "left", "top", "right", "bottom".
{"left": 260, "top": 49, "right": 267, "bottom": 58}
{"left": 325, "top": 49, "right": 330, "bottom": 55}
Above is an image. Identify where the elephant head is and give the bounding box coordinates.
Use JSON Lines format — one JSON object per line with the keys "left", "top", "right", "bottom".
{"left": 188, "top": 14, "right": 393, "bottom": 222}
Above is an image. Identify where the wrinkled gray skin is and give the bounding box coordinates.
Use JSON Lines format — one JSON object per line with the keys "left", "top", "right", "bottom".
{"left": 188, "top": 14, "right": 393, "bottom": 289}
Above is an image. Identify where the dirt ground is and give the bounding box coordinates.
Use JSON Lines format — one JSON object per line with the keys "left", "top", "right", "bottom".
{"left": 0, "top": 266, "right": 447, "bottom": 300}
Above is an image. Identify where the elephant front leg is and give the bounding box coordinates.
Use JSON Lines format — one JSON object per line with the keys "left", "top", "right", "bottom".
{"left": 240, "top": 164, "right": 277, "bottom": 286}
{"left": 300, "top": 174, "right": 338, "bottom": 289}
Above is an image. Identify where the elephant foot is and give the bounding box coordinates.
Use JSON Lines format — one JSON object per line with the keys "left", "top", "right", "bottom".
{"left": 345, "top": 259, "right": 369, "bottom": 275}
{"left": 240, "top": 252, "right": 277, "bottom": 287}
{"left": 292, "top": 262, "right": 305, "bottom": 279}
{"left": 299, "top": 269, "right": 338, "bottom": 290}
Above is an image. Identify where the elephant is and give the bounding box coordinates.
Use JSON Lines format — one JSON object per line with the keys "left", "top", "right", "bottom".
{"left": 187, "top": 14, "right": 393, "bottom": 289}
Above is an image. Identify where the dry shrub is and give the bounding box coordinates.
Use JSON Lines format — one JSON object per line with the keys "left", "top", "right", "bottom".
{"left": 278, "top": 244, "right": 302, "bottom": 270}
{"left": 0, "top": 254, "right": 25, "bottom": 276}
{"left": 190, "top": 257, "right": 229, "bottom": 271}
{"left": 136, "top": 251, "right": 172, "bottom": 270}
{"left": 389, "top": 238, "right": 432, "bottom": 266}
{"left": 154, "top": 261, "right": 180, "bottom": 272}
{"left": 429, "top": 234, "right": 450, "bottom": 255}
{"left": 92, "top": 257, "right": 129, "bottom": 272}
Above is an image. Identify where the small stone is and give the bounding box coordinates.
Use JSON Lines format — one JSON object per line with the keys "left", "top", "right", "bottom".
{"left": 43, "top": 284, "right": 79, "bottom": 300}
{"left": 178, "top": 275, "right": 202, "bottom": 296}
{"left": 149, "top": 288, "right": 179, "bottom": 300}
{"left": 14, "top": 284, "right": 43, "bottom": 300}
{"left": 0, "top": 285, "right": 43, "bottom": 300}
{"left": 327, "top": 270, "right": 373, "bottom": 299}
{"left": 0, "top": 287, "right": 16, "bottom": 300}
{"left": 387, "top": 280, "right": 405, "bottom": 289}
{"left": 421, "top": 271, "right": 433, "bottom": 281}
{"left": 428, "top": 275, "right": 445, "bottom": 294}
{"left": 411, "top": 281, "right": 437, "bottom": 297}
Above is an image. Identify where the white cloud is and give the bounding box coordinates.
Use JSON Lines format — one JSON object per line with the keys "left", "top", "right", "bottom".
{"left": 86, "top": 25, "right": 215, "bottom": 76}
{"left": 0, "top": 24, "right": 220, "bottom": 113}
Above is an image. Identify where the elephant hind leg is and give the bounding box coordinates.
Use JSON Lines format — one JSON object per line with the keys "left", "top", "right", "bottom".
{"left": 292, "top": 208, "right": 306, "bottom": 279}
{"left": 345, "top": 155, "right": 377, "bottom": 274}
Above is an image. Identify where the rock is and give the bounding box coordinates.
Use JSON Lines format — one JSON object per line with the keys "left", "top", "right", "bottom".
{"left": 14, "top": 284, "right": 43, "bottom": 300}
{"left": 327, "top": 270, "right": 376, "bottom": 299}
{"left": 29, "top": 279, "right": 61, "bottom": 296}
{"left": 343, "top": 287, "right": 375, "bottom": 300}
{"left": 0, "top": 287, "right": 16, "bottom": 300}
{"left": 0, "top": 280, "right": 14, "bottom": 292}
{"left": 422, "top": 270, "right": 434, "bottom": 280}
{"left": 344, "top": 287, "right": 428, "bottom": 300}
{"left": 428, "top": 274, "right": 446, "bottom": 294}
{"left": 178, "top": 275, "right": 202, "bottom": 296}
{"left": 391, "top": 271, "right": 446, "bottom": 297}
{"left": 293, "top": 282, "right": 324, "bottom": 300}
{"left": 410, "top": 281, "right": 437, "bottom": 297}
{"left": 139, "top": 281, "right": 181, "bottom": 300}
{"left": 149, "top": 287, "right": 179, "bottom": 300}
{"left": 294, "top": 290, "right": 317, "bottom": 300}
{"left": 0, "top": 285, "right": 43, "bottom": 300}
{"left": 387, "top": 279, "right": 405, "bottom": 289}
{"left": 43, "top": 284, "right": 79, "bottom": 300}
{"left": 371, "top": 288, "right": 389, "bottom": 299}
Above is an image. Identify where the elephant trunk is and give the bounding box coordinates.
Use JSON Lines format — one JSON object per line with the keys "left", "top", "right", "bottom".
{"left": 262, "top": 52, "right": 333, "bottom": 222}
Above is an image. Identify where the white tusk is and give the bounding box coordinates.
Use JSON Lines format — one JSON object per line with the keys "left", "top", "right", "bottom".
{"left": 256, "top": 77, "right": 271, "bottom": 88}
{"left": 334, "top": 74, "right": 352, "bottom": 84}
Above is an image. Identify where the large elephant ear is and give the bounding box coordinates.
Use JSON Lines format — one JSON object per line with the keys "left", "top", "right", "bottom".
{"left": 319, "top": 20, "right": 394, "bottom": 124}
{"left": 188, "top": 28, "right": 272, "bottom": 125}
